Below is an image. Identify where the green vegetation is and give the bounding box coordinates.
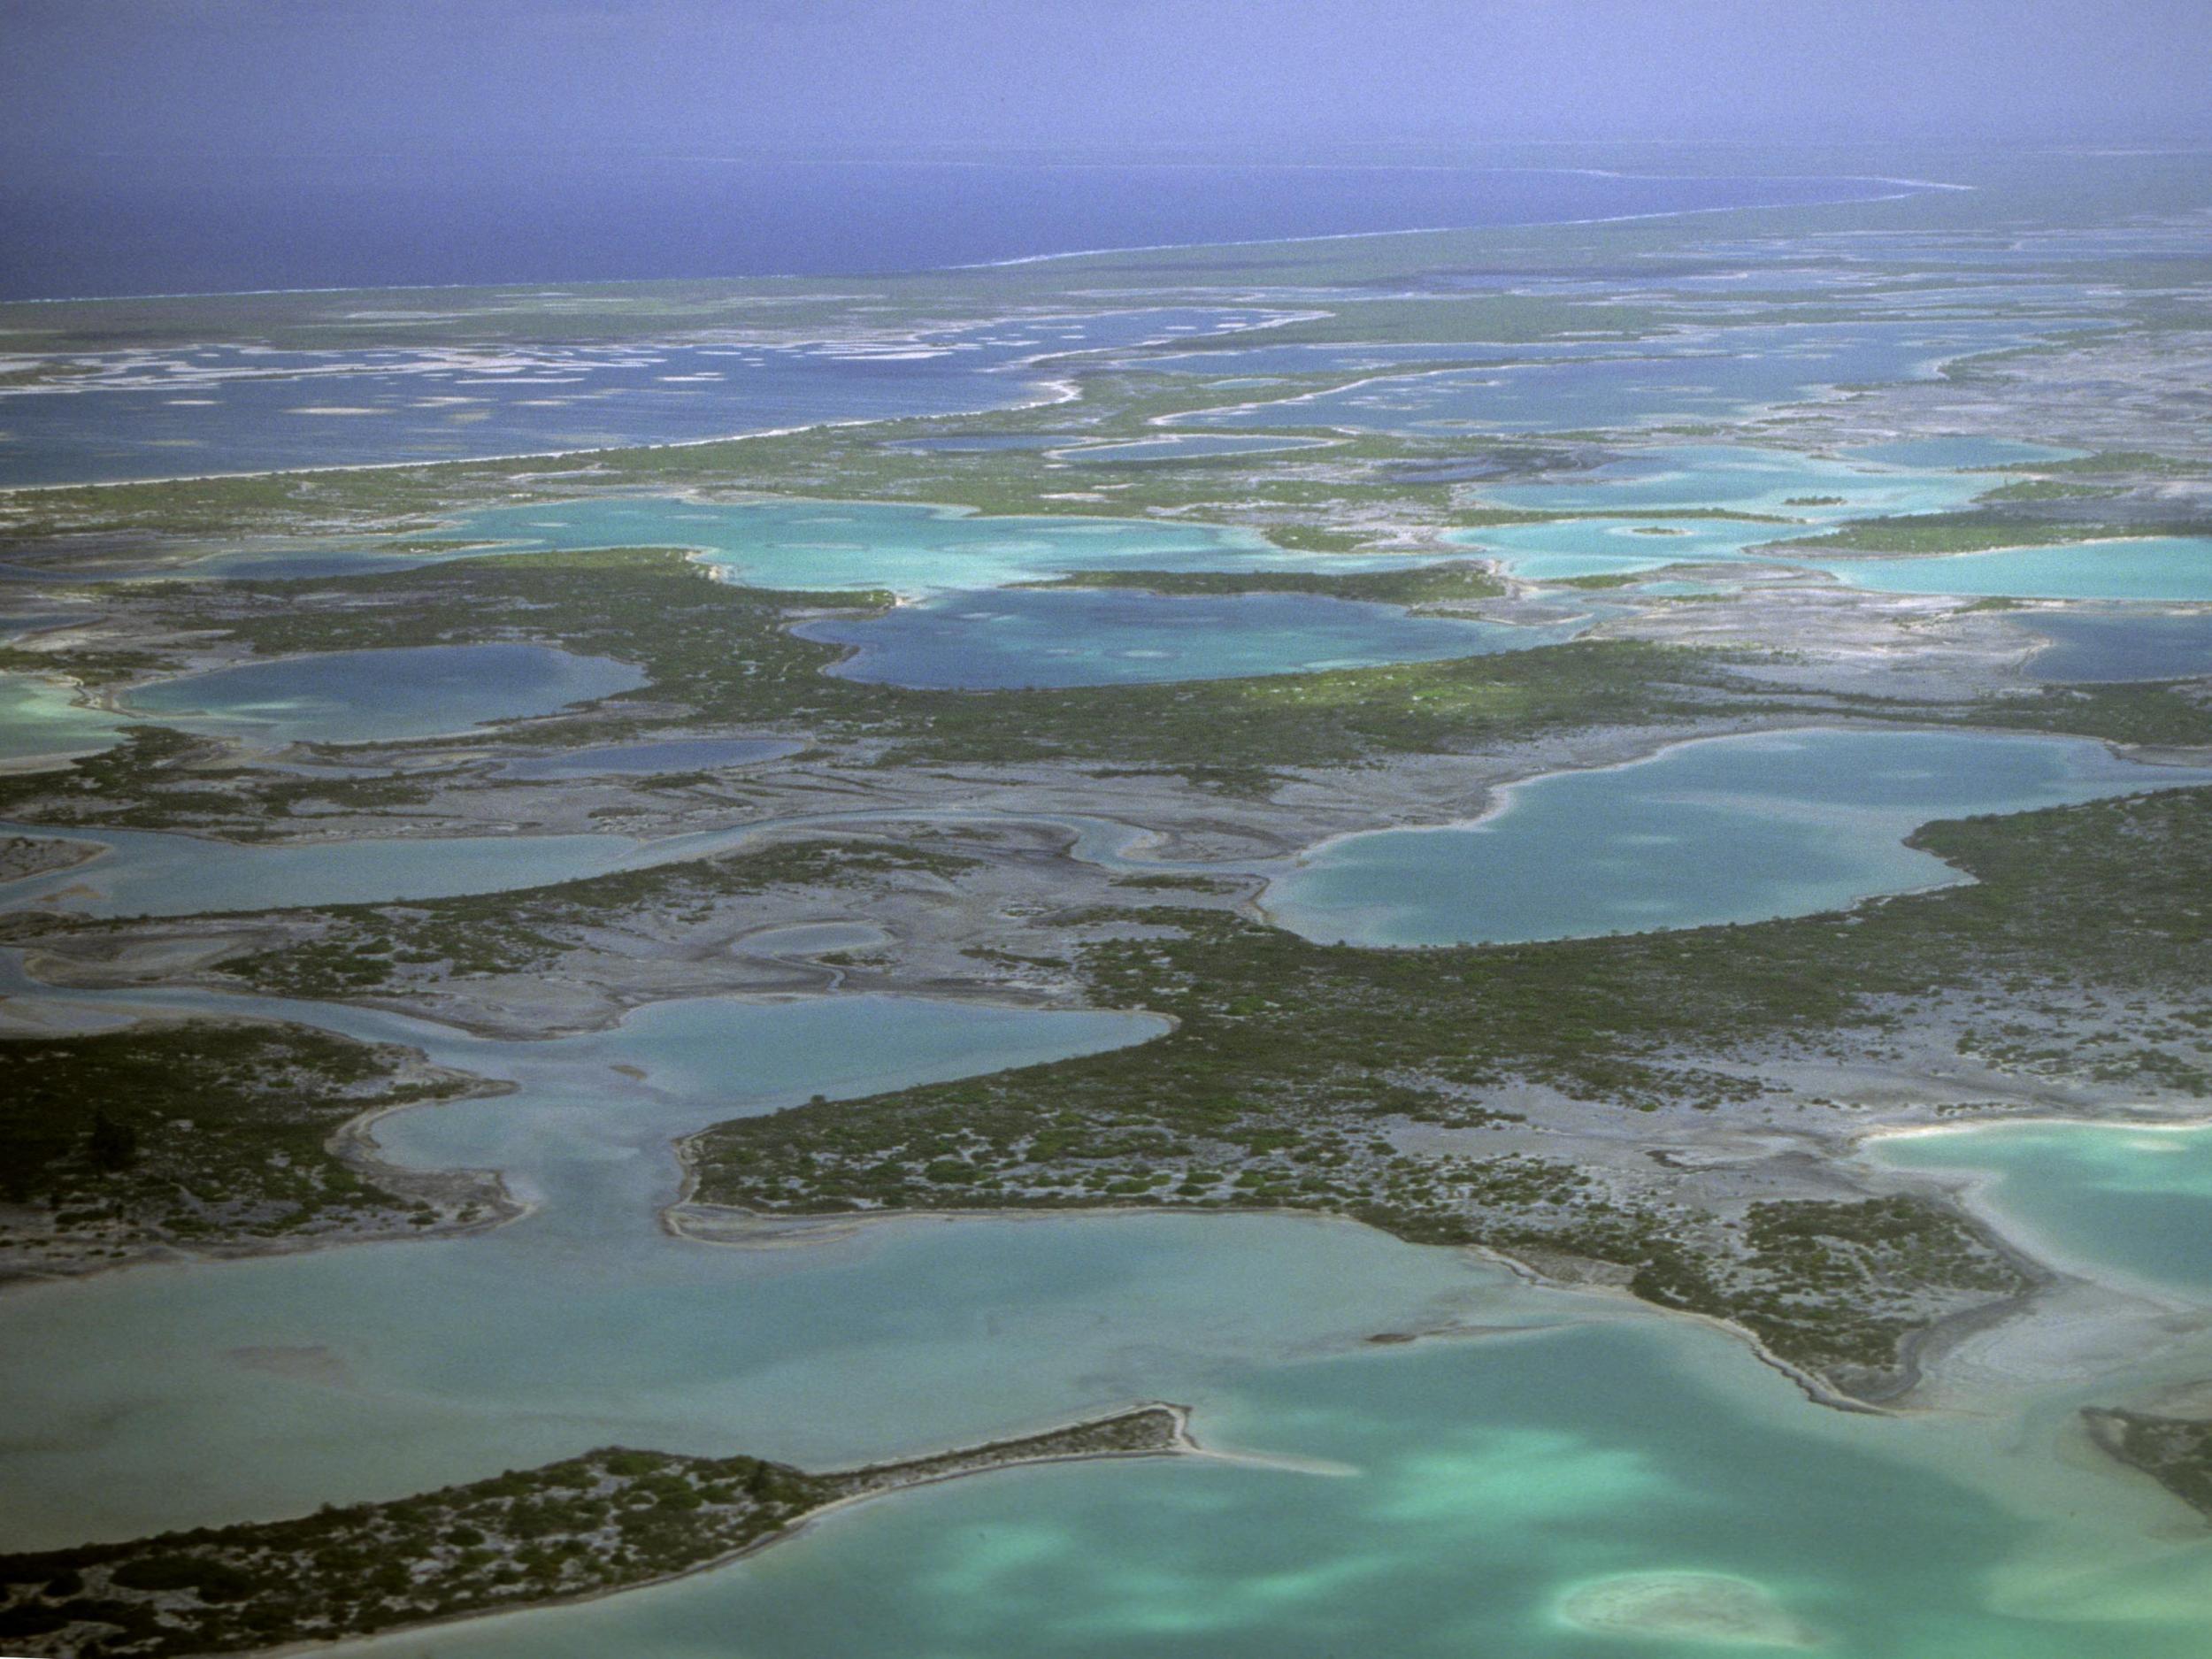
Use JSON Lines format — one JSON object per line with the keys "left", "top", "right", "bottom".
{"left": 685, "top": 786, "right": 2211, "bottom": 1391}
{"left": 2084, "top": 1409, "right": 2212, "bottom": 1522}
{"left": 0, "top": 1407, "right": 1183, "bottom": 1654}
{"left": 32, "top": 549, "right": 1727, "bottom": 803}
{"left": 1762, "top": 514, "right": 2206, "bottom": 557}
{"left": 0, "top": 1021, "right": 485, "bottom": 1271}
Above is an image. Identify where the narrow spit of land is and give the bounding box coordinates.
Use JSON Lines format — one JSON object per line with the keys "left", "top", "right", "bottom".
{"left": 0, "top": 1405, "right": 1194, "bottom": 1656}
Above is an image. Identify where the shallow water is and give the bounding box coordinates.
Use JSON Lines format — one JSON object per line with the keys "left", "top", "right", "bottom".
{"left": 1455, "top": 514, "right": 1797, "bottom": 580}
{"left": 2017, "top": 611, "right": 2212, "bottom": 682}
{"left": 1872, "top": 1123, "right": 2212, "bottom": 1297}
{"left": 122, "top": 642, "right": 646, "bottom": 746}
{"left": 0, "top": 670, "right": 127, "bottom": 765}
{"left": 1061, "top": 434, "right": 1331, "bottom": 463}
{"left": 1478, "top": 444, "right": 1989, "bottom": 519}
{"left": 319, "top": 1318, "right": 2212, "bottom": 1659}
{"left": 1813, "top": 538, "right": 2212, "bottom": 603}
{"left": 0, "top": 803, "right": 1171, "bottom": 920}
{"left": 7, "top": 975, "right": 2210, "bottom": 1655}
{"left": 1842, "top": 437, "right": 2085, "bottom": 470}
{"left": 798, "top": 588, "right": 1574, "bottom": 688}
{"left": 1264, "top": 728, "right": 2209, "bottom": 948}
{"left": 449, "top": 496, "right": 1342, "bottom": 599}
{"left": 0, "top": 987, "right": 1518, "bottom": 1545}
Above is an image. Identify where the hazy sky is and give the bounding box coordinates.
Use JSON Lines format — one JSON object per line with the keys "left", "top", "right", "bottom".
{"left": 6, "top": 0, "right": 2210, "bottom": 176}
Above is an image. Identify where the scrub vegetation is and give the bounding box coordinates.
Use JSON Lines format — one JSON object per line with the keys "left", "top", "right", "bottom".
{"left": 0, "top": 1407, "right": 1186, "bottom": 1655}
{"left": 2084, "top": 1409, "right": 2212, "bottom": 1522}
{"left": 684, "top": 787, "right": 2212, "bottom": 1395}
{"left": 0, "top": 1021, "right": 491, "bottom": 1277}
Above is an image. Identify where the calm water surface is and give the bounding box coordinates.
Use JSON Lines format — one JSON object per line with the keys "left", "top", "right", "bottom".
{"left": 1873, "top": 1123, "right": 2212, "bottom": 1297}
{"left": 1266, "top": 728, "right": 2210, "bottom": 948}
{"left": 2018, "top": 611, "right": 2212, "bottom": 682}
{"left": 800, "top": 588, "right": 1575, "bottom": 688}
{"left": 123, "top": 642, "right": 646, "bottom": 746}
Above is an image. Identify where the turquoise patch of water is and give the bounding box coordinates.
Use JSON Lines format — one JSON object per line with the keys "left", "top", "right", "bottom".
{"left": 1264, "top": 728, "right": 2209, "bottom": 948}
{"left": 1814, "top": 539, "right": 2212, "bottom": 603}
{"left": 0, "top": 671, "right": 128, "bottom": 766}
{"left": 321, "top": 1322, "right": 2212, "bottom": 1659}
{"left": 451, "top": 497, "right": 1341, "bottom": 599}
{"left": 1844, "top": 437, "right": 2085, "bottom": 470}
{"left": 799, "top": 588, "right": 1575, "bottom": 688}
{"left": 1872, "top": 1123, "right": 2212, "bottom": 1297}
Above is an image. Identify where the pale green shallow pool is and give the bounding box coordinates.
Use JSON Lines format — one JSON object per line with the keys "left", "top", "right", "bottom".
{"left": 317, "top": 1322, "right": 2212, "bottom": 1659}
{"left": 4, "top": 985, "right": 2212, "bottom": 1655}
{"left": 1872, "top": 1122, "right": 2212, "bottom": 1297}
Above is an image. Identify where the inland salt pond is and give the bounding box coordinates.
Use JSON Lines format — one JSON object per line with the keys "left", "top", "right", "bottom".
{"left": 1871, "top": 1123, "right": 2212, "bottom": 1299}
{"left": 1264, "top": 728, "right": 2212, "bottom": 948}
{"left": 8, "top": 987, "right": 2212, "bottom": 1657}
{"left": 797, "top": 588, "right": 1576, "bottom": 688}
{"left": 120, "top": 642, "right": 646, "bottom": 746}
{"left": 449, "top": 496, "right": 1351, "bottom": 599}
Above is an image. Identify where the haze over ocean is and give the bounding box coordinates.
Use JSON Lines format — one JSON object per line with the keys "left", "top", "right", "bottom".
{"left": 1, "top": 161, "right": 1903, "bottom": 301}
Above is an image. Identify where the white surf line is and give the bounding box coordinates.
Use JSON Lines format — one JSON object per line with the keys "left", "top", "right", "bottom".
{"left": 959, "top": 176, "right": 1969, "bottom": 270}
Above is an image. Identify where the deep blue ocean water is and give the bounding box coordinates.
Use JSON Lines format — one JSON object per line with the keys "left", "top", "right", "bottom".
{"left": 0, "top": 160, "right": 1911, "bottom": 300}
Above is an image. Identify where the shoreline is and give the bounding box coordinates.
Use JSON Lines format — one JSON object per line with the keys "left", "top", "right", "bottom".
{"left": 215, "top": 1402, "right": 1205, "bottom": 1659}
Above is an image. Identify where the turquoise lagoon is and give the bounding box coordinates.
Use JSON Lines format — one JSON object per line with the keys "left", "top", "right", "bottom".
{"left": 122, "top": 642, "right": 646, "bottom": 746}
{"left": 1264, "top": 728, "right": 2208, "bottom": 948}
{"left": 1812, "top": 538, "right": 2212, "bottom": 603}
{"left": 6, "top": 979, "right": 2212, "bottom": 1655}
{"left": 449, "top": 496, "right": 1372, "bottom": 599}
{"left": 1454, "top": 445, "right": 1993, "bottom": 581}
{"left": 321, "top": 1324, "right": 2212, "bottom": 1659}
{"left": 1843, "top": 437, "right": 2084, "bottom": 470}
{"left": 1872, "top": 1122, "right": 2212, "bottom": 1298}
{"left": 0, "top": 670, "right": 127, "bottom": 766}
{"left": 799, "top": 588, "right": 1575, "bottom": 688}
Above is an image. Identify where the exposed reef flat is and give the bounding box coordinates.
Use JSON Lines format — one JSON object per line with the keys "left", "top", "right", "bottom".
{"left": 0, "top": 1405, "right": 1193, "bottom": 1655}
{"left": 1556, "top": 1571, "right": 1823, "bottom": 1647}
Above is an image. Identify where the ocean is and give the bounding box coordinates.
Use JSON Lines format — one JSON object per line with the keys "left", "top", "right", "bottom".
{"left": 0, "top": 156, "right": 1912, "bottom": 300}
